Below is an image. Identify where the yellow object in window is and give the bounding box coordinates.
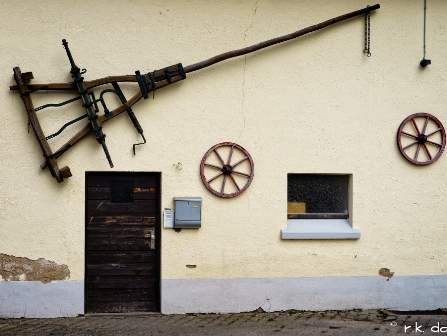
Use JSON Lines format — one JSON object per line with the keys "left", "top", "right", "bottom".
{"left": 287, "top": 202, "right": 306, "bottom": 214}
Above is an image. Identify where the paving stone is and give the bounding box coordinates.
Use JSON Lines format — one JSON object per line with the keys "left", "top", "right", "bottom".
{"left": 2, "top": 309, "right": 447, "bottom": 335}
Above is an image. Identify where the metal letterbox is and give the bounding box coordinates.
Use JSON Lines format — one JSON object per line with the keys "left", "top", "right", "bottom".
{"left": 174, "top": 197, "right": 202, "bottom": 228}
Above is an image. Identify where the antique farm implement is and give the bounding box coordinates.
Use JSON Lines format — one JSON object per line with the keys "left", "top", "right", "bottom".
{"left": 10, "top": 4, "right": 380, "bottom": 182}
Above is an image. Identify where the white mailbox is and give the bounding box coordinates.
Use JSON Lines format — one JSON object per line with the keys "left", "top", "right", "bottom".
{"left": 174, "top": 197, "right": 202, "bottom": 228}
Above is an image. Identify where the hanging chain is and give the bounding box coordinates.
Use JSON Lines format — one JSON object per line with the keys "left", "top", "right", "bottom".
{"left": 363, "top": 6, "right": 371, "bottom": 57}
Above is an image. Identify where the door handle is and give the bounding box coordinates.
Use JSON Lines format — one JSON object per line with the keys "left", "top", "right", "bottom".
{"left": 150, "top": 230, "right": 155, "bottom": 250}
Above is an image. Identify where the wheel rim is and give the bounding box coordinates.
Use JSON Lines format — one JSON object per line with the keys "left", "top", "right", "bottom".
{"left": 200, "top": 142, "right": 254, "bottom": 198}
{"left": 397, "top": 113, "right": 446, "bottom": 165}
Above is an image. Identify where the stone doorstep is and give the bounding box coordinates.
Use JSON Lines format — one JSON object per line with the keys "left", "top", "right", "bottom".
{"left": 82, "top": 312, "right": 162, "bottom": 317}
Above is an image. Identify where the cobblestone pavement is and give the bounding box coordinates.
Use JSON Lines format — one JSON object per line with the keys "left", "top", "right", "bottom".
{"left": 1, "top": 309, "right": 447, "bottom": 335}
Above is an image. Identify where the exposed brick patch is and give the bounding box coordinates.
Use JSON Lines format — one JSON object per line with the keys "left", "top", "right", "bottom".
{"left": 0, "top": 253, "right": 70, "bottom": 284}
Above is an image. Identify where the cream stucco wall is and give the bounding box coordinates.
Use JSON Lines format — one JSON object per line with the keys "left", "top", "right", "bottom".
{"left": 1, "top": 0, "right": 447, "bottom": 283}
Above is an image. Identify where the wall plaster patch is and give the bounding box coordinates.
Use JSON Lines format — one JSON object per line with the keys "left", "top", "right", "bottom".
{"left": 0, "top": 253, "right": 70, "bottom": 284}
{"left": 379, "top": 268, "right": 395, "bottom": 280}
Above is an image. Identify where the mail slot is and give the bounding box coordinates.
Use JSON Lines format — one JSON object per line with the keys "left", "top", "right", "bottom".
{"left": 174, "top": 197, "right": 202, "bottom": 228}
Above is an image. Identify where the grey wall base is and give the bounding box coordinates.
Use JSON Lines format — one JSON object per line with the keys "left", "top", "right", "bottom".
{"left": 1, "top": 276, "right": 446, "bottom": 317}
{"left": 161, "top": 275, "right": 447, "bottom": 314}
{"left": 0, "top": 281, "right": 83, "bottom": 318}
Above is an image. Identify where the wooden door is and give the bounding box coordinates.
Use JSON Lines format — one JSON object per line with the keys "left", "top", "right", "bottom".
{"left": 85, "top": 172, "right": 160, "bottom": 313}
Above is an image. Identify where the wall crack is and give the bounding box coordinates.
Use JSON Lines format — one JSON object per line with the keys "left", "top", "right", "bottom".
{"left": 238, "top": 0, "right": 258, "bottom": 141}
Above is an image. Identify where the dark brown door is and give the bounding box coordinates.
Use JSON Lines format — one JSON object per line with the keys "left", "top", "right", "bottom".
{"left": 85, "top": 172, "right": 160, "bottom": 313}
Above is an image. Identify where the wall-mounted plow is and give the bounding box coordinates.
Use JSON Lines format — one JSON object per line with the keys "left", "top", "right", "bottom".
{"left": 10, "top": 4, "right": 379, "bottom": 182}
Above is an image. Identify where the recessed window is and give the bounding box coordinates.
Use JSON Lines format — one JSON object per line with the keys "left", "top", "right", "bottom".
{"left": 282, "top": 174, "right": 359, "bottom": 240}
{"left": 287, "top": 174, "right": 349, "bottom": 219}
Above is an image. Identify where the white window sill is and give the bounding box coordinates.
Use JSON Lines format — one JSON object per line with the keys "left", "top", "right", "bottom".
{"left": 281, "top": 219, "right": 360, "bottom": 240}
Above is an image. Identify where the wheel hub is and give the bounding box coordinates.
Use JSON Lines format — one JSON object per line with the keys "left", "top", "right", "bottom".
{"left": 222, "top": 164, "right": 233, "bottom": 175}
{"left": 417, "top": 134, "right": 427, "bottom": 144}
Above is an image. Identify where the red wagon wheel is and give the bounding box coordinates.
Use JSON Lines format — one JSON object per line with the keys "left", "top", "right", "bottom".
{"left": 397, "top": 113, "right": 446, "bottom": 165}
{"left": 200, "top": 142, "right": 254, "bottom": 198}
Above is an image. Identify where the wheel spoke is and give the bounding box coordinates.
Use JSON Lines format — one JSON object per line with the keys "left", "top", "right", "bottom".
{"left": 401, "top": 131, "right": 418, "bottom": 139}
{"left": 414, "top": 144, "right": 421, "bottom": 161}
{"left": 426, "top": 128, "right": 442, "bottom": 137}
{"left": 402, "top": 140, "right": 418, "bottom": 150}
{"left": 214, "top": 149, "right": 225, "bottom": 165}
{"left": 204, "top": 163, "right": 223, "bottom": 170}
{"left": 426, "top": 140, "right": 442, "bottom": 147}
{"left": 423, "top": 143, "right": 433, "bottom": 160}
{"left": 422, "top": 116, "right": 430, "bottom": 134}
{"left": 207, "top": 172, "right": 223, "bottom": 183}
{"left": 232, "top": 156, "right": 248, "bottom": 168}
{"left": 229, "top": 174, "right": 241, "bottom": 191}
{"left": 227, "top": 145, "right": 234, "bottom": 165}
{"left": 411, "top": 118, "right": 421, "bottom": 135}
{"left": 233, "top": 170, "right": 251, "bottom": 178}
{"left": 221, "top": 175, "right": 227, "bottom": 194}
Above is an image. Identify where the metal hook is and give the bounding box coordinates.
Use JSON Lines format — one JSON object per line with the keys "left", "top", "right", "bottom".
{"left": 133, "top": 133, "right": 146, "bottom": 155}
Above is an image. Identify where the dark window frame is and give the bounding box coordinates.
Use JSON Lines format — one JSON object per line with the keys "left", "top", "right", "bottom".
{"left": 287, "top": 174, "right": 350, "bottom": 219}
